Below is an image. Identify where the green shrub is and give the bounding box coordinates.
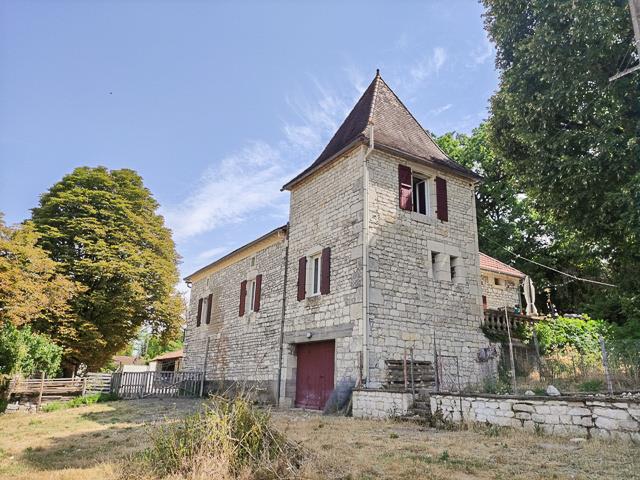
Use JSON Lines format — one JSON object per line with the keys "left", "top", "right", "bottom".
{"left": 120, "top": 394, "right": 303, "bottom": 480}
{"left": 41, "top": 392, "right": 117, "bottom": 412}
{"left": 578, "top": 379, "right": 604, "bottom": 392}
{"left": 0, "top": 323, "right": 62, "bottom": 377}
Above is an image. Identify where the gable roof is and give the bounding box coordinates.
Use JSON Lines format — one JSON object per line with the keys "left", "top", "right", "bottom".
{"left": 479, "top": 253, "right": 525, "bottom": 279}
{"left": 283, "top": 71, "right": 480, "bottom": 190}
{"left": 150, "top": 349, "right": 184, "bottom": 362}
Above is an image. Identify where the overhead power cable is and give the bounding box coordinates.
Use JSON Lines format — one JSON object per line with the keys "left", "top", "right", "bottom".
{"left": 481, "top": 236, "right": 617, "bottom": 288}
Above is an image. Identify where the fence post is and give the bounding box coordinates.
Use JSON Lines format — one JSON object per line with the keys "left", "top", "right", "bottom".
{"left": 531, "top": 323, "right": 543, "bottom": 379}
{"left": 82, "top": 376, "right": 87, "bottom": 397}
{"left": 409, "top": 346, "right": 416, "bottom": 403}
{"left": 599, "top": 335, "right": 614, "bottom": 395}
{"left": 504, "top": 305, "right": 517, "bottom": 394}
{"left": 403, "top": 348, "right": 408, "bottom": 390}
{"left": 433, "top": 330, "right": 439, "bottom": 393}
{"left": 37, "top": 371, "right": 45, "bottom": 410}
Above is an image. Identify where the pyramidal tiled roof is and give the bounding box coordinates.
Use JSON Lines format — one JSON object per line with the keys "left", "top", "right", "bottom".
{"left": 283, "top": 71, "right": 480, "bottom": 189}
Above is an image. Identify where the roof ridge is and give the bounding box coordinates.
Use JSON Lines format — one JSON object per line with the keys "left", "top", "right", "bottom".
{"left": 373, "top": 73, "right": 455, "bottom": 163}
{"left": 365, "top": 69, "right": 382, "bottom": 128}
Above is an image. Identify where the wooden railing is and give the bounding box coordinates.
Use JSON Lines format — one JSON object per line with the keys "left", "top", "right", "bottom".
{"left": 482, "top": 308, "right": 534, "bottom": 338}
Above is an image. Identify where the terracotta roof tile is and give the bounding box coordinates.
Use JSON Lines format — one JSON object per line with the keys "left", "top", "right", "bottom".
{"left": 479, "top": 253, "right": 525, "bottom": 278}
{"left": 150, "top": 349, "right": 184, "bottom": 362}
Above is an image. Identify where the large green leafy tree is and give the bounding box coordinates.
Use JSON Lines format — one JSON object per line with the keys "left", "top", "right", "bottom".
{"left": 31, "top": 167, "right": 183, "bottom": 370}
{"left": 437, "top": 126, "right": 607, "bottom": 313}
{"left": 482, "top": 0, "right": 640, "bottom": 330}
{"left": 0, "top": 215, "right": 81, "bottom": 329}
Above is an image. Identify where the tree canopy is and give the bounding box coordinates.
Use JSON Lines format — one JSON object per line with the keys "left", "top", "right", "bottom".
{"left": 480, "top": 0, "right": 640, "bottom": 332}
{"left": 31, "top": 167, "right": 184, "bottom": 370}
{"left": 0, "top": 215, "right": 82, "bottom": 329}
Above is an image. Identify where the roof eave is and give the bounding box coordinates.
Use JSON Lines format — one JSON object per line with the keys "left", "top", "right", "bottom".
{"left": 281, "top": 136, "right": 367, "bottom": 191}
{"left": 183, "top": 225, "right": 288, "bottom": 282}
{"left": 373, "top": 143, "right": 483, "bottom": 183}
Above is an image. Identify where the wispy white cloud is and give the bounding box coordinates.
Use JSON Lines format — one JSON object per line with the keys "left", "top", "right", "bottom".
{"left": 165, "top": 77, "right": 355, "bottom": 243}
{"left": 469, "top": 37, "right": 494, "bottom": 66}
{"left": 197, "top": 245, "right": 231, "bottom": 261}
{"left": 410, "top": 47, "right": 447, "bottom": 83}
{"left": 427, "top": 103, "right": 452, "bottom": 116}
{"left": 163, "top": 141, "right": 292, "bottom": 241}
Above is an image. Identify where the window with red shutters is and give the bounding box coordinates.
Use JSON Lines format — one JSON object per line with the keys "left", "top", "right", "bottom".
{"left": 435, "top": 176, "right": 448, "bottom": 222}
{"left": 254, "top": 274, "right": 262, "bottom": 312}
{"left": 196, "top": 298, "right": 203, "bottom": 327}
{"left": 398, "top": 164, "right": 413, "bottom": 211}
{"left": 206, "top": 293, "right": 213, "bottom": 324}
{"left": 320, "top": 247, "right": 331, "bottom": 295}
{"left": 239, "top": 280, "right": 247, "bottom": 316}
{"left": 297, "top": 257, "right": 307, "bottom": 301}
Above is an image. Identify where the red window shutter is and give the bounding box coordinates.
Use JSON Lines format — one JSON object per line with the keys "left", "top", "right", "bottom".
{"left": 206, "top": 293, "right": 213, "bottom": 324}
{"left": 398, "top": 164, "right": 413, "bottom": 211}
{"left": 196, "top": 298, "right": 203, "bottom": 327}
{"left": 254, "top": 274, "right": 262, "bottom": 312}
{"left": 239, "top": 280, "right": 247, "bottom": 316}
{"left": 320, "top": 247, "right": 331, "bottom": 295}
{"left": 297, "top": 256, "right": 307, "bottom": 301}
{"left": 435, "top": 176, "right": 448, "bottom": 221}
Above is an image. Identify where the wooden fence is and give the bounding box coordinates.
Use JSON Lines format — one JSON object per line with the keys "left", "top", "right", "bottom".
{"left": 110, "top": 371, "right": 203, "bottom": 399}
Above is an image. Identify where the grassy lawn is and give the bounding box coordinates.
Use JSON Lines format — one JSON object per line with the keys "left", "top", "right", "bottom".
{"left": 0, "top": 398, "right": 637, "bottom": 480}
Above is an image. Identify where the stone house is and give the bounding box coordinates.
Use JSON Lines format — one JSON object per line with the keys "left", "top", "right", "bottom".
{"left": 183, "top": 72, "right": 528, "bottom": 409}
{"left": 479, "top": 253, "right": 524, "bottom": 311}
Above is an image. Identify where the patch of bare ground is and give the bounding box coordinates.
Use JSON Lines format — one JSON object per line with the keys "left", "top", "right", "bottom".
{"left": 0, "top": 398, "right": 637, "bottom": 480}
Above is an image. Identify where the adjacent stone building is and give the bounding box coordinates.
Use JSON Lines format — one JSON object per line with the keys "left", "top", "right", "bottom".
{"left": 183, "top": 72, "right": 528, "bottom": 409}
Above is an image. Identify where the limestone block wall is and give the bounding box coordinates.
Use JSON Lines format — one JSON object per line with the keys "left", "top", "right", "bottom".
{"left": 431, "top": 393, "right": 640, "bottom": 442}
{"left": 281, "top": 147, "right": 364, "bottom": 403}
{"left": 366, "top": 150, "right": 493, "bottom": 387}
{"left": 352, "top": 389, "right": 413, "bottom": 418}
{"left": 183, "top": 237, "right": 286, "bottom": 401}
{"left": 481, "top": 273, "right": 521, "bottom": 310}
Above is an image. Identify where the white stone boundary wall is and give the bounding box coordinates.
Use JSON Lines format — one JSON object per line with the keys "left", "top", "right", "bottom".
{"left": 352, "top": 389, "right": 412, "bottom": 419}
{"left": 431, "top": 393, "right": 640, "bottom": 442}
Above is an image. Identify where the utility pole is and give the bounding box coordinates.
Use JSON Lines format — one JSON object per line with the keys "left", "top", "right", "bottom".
{"left": 610, "top": 0, "right": 640, "bottom": 81}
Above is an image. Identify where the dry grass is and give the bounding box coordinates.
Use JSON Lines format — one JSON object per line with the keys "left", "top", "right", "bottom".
{"left": 0, "top": 398, "right": 638, "bottom": 480}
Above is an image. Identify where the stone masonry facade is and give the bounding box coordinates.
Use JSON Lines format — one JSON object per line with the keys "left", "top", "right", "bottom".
{"left": 183, "top": 232, "right": 286, "bottom": 402}
{"left": 366, "top": 149, "right": 489, "bottom": 387}
{"left": 182, "top": 72, "right": 520, "bottom": 408}
{"left": 481, "top": 273, "right": 521, "bottom": 311}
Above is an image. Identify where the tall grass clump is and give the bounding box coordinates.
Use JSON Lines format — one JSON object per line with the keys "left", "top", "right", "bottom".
{"left": 122, "top": 394, "right": 303, "bottom": 480}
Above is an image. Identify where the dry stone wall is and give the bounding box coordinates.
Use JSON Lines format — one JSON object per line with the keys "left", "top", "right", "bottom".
{"left": 183, "top": 237, "right": 286, "bottom": 402}
{"left": 431, "top": 393, "right": 640, "bottom": 442}
{"left": 366, "top": 150, "right": 494, "bottom": 388}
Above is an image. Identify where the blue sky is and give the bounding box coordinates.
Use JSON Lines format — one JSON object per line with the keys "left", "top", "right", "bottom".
{"left": 0, "top": 0, "right": 498, "bottom": 287}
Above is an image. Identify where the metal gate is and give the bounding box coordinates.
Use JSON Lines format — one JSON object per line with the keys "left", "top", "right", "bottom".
{"left": 110, "top": 371, "right": 203, "bottom": 398}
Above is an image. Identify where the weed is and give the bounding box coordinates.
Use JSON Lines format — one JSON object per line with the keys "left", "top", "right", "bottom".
{"left": 438, "top": 450, "right": 450, "bottom": 462}
{"left": 41, "top": 393, "right": 117, "bottom": 412}
{"left": 578, "top": 379, "right": 604, "bottom": 392}
{"left": 389, "top": 432, "right": 399, "bottom": 439}
{"left": 534, "top": 423, "right": 544, "bottom": 437}
{"left": 119, "top": 393, "right": 304, "bottom": 480}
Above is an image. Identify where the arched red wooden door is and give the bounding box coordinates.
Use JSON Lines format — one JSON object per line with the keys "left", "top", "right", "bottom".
{"left": 295, "top": 340, "right": 335, "bottom": 410}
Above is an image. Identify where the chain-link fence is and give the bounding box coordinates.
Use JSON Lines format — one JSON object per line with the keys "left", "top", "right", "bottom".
{"left": 491, "top": 335, "right": 640, "bottom": 395}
